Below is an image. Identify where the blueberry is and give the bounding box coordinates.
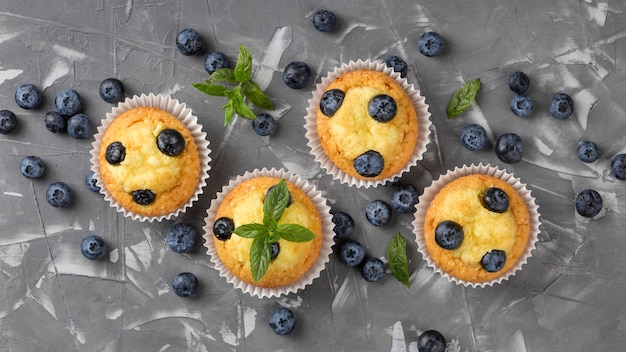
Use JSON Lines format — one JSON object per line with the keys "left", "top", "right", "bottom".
{"left": 509, "top": 94, "right": 533, "bottom": 117}
{"left": 44, "top": 111, "right": 67, "bottom": 133}
{"left": 483, "top": 187, "right": 509, "bottom": 213}
{"left": 312, "top": 9, "right": 337, "bottom": 32}
{"left": 0, "top": 110, "right": 18, "bottom": 134}
{"left": 55, "top": 88, "right": 82, "bottom": 116}
{"left": 283, "top": 61, "right": 312, "bottom": 89}
{"left": 67, "top": 113, "right": 93, "bottom": 139}
{"left": 331, "top": 212, "right": 355, "bottom": 239}
{"left": 368, "top": 94, "right": 397, "bottom": 122}
{"left": 417, "top": 330, "right": 447, "bottom": 352}
{"left": 20, "top": 156, "right": 45, "bottom": 179}
{"left": 85, "top": 170, "right": 101, "bottom": 192}
{"left": 80, "top": 234, "right": 107, "bottom": 260}
{"left": 460, "top": 123, "right": 488, "bottom": 151}
{"left": 577, "top": 141, "right": 599, "bottom": 163}
{"left": 495, "top": 132, "right": 523, "bottom": 164}
{"left": 382, "top": 55, "right": 408, "bottom": 78}
{"left": 320, "top": 89, "right": 345, "bottom": 117}
{"left": 417, "top": 31, "right": 445, "bottom": 57}
{"left": 390, "top": 183, "right": 419, "bottom": 213}
{"left": 156, "top": 128, "right": 186, "bottom": 156}
{"left": 365, "top": 199, "right": 392, "bottom": 227}
{"left": 15, "top": 84, "right": 42, "bottom": 109}
{"left": 549, "top": 93, "right": 574, "bottom": 120}
{"left": 271, "top": 242, "right": 280, "bottom": 261}
{"left": 252, "top": 113, "right": 277, "bottom": 136}
{"left": 434, "top": 220, "right": 464, "bottom": 250}
{"left": 166, "top": 223, "right": 197, "bottom": 253}
{"left": 171, "top": 272, "right": 199, "bottom": 297}
{"left": 99, "top": 78, "right": 125, "bottom": 104}
{"left": 268, "top": 307, "right": 296, "bottom": 335}
{"left": 176, "top": 28, "right": 203, "bottom": 56}
{"left": 213, "top": 217, "right": 235, "bottom": 241}
{"left": 507, "top": 71, "right": 530, "bottom": 94}
{"left": 132, "top": 189, "right": 155, "bottom": 205}
{"left": 610, "top": 154, "right": 626, "bottom": 180}
{"left": 481, "top": 249, "right": 506, "bottom": 272}
{"left": 204, "top": 52, "right": 229, "bottom": 75}
{"left": 105, "top": 142, "right": 126, "bottom": 164}
{"left": 361, "top": 257, "right": 386, "bottom": 282}
{"left": 338, "top": 240, "right": 366, "bottom": 267}
{"left": 575, "top": 189, "right": 603, "bottom": 218}
{"left": 353, "top": 150, "right": 384, "bottom": 177}
{"left": 46, "top": 181, "right": 72, "bottom": 208}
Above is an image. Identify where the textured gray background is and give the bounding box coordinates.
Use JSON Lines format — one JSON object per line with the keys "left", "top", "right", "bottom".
{"left": 1, "top": 1, "right": 625, "bottom": 351}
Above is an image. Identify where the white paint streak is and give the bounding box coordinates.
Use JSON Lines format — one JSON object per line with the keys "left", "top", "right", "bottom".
{"left": 0, "top": 242, "right": 30, "bottom": 267}
{"left": 42, "top": 59, "right": 70, "bottom": 88}
{"left": 52, "top": 44, "right": 87, "bottom": 61}
{"left": 255, "top": 26, "right": 293, "bottom": 90}
{"left": 130, "top": 240, "right": 153, "bottom": 271}
{"left": 0, "top": 69, "right": 23, "bottom": 85}
{"left": 533, "top": 137, "right": 554, "bottom": 156}
{"left": 124, "top": 247, "right": 141, "bottom": 272}
{"left": 160, "top": 83, "right": 184, "bottom": 96}
{"left": 219, "top": 322, "right": 238, "bottom": 347}
{"left": 587, "top": 2, "right": 609, "bottom": 27}
{"left": 3, "top": 191, "right": 23, "bottom": 197}
{"left": 573, "top": 90, "right": 598, "bottom": 131}
{"left": 243, "top": 306, "right": 257, "bottom": 338}
{"left": 109, "top": 248, "right": 119, "bottom": 263}
{"left": 158, "top": 345, "right": 171, "bottom": 352}
{"left": 390, "top": 321, "right": 406, "bottom": 352}
{"left": 105, "top": 307, "right": 123, "bottom": 320}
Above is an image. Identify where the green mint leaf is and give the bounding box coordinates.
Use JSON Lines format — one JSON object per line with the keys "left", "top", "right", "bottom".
{"left": 192, "top": 82, "right": 228, "bottom": 97}
{"left": 210, "top": 68, "right": 237, "bottom": 83}
{"left": 263, "top": 179, "right": 289, "bottom": 224}
{"left": 275, "top": 224, "right": 316, "bottom": 242}
{"left": 387, "top": 233, "right": 410, "bottom": 288}
{"left": 447, "top": 78, "right": 480, "bottom": 119}
{"left": 233, "top": 223, "right": 268, "bottom": 239}
{"left": 232, "top": 86, "right": 256, "bottom": 120}
{"left": 222, "top": 100, "right": 236, "bottom": 126}
{"left": 244, "top": 81, "right": 274, "bottom": 110}
{"left": 234, "top": 44, "right": 253, "bottom": 83}
{"left": 250, "top": 236, "right": 272, "bottom": 283}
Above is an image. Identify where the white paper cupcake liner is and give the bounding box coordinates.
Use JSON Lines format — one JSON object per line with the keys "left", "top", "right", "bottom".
{"left": 89, "top": 93, "right": 211, "bottom": 222}
{"left": 412, "top": 163, "right": 541, "bottom": 288}
{"left": 202, "top": 168, "right": 334, "bottom": 298}
{"left": 304, "top": 59, "right": 432, "bottom": 188}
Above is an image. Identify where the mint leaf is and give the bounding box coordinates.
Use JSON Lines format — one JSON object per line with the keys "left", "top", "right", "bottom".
{"left": 234, "top": 44, "right": 252, "bottom": 83}
{"left": 387, "top": 233, "right": 410, "bottom": 288}
{"left": 263, "top": 179, "right": 289, "bottom": 224}
{"left": 447, "top": 78, "right": 480, "bottom": 119}
{"left": 275, "top": 224, "right": 316, "bottom": 242}
{"left": 232, "top": 87, "right": 256, "bottom": 120}
{"left": 250, "top": 236, "right": 271, "bottom": 283}
{"left": 210, "top": 68, "right": 237, "bottom": 83}
{"left": 222, "top": 100, "right": 235, "bottom": 126}
{"left": 233, "top": 223, "right": 268, "bottom": 238}
{"left": 192, "top": 82, "right": 229, "bottom": 97}
{"left": 244, "top": 81, "right": 274, "bottom": 110}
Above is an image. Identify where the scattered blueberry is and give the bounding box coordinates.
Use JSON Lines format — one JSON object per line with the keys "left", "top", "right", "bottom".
{"left": 105, "top": 142, "right": 126, "bottom": 164}
{"left": 509, "top": 94, "right": 533, "bottom": 117}
{"left": 44, "top": 111, "right": 67, "bottom": 133}
{"left": 15, "top": 84, "right": 42, "bottom": 109}
{"left": 460, "top": 123, "right": 488, "bottom": 151}
{"left": 481, "top": 249, "right": 506, "bottom": 272}
{"left": 80, "top": 234, "right": 107, "bottom": 260}
{"left": 610, "top": 154, "right": 626, "bottom": 180}
{"left": 171, "top": 272, "right": 199, "bottom": 297}
{"left": 67, "top": 113, "right": 93, "bottom": 139}
{"left": 132, "top": 189, "right": 156, "bottom": 205}
{"left": 365, "top": 199, "right": 392, "bottom": 227}
{"left": 55, "top": 88, "right": 82, "bottom": 116}
{"left": 390, "top": 183, "right": 419, "bottom": 213}
{"left": 507, "top": 71, "right": 530, "bottom": 94}
{"left": 204, "top": 52, "right": 229, "bottom": 75}
{"left": 332, "top": 212, "right": 355, "bottom": 239}
{"left": 575, "top": 189, "right": 603, "bottom": 218}
{"left": 338, "top": 240, "right": 366, "bottom": 267}
{"left": 361, "top": 257, "right": 386, "bottom": 282}
{"left": 271, "top": 242, "right": 280, "bottom": 260}
{"left": 549, "top": 93, "right": 574, "bottom": 120}
{"left": 434, "top": 220, "right": 464, "bottom": 250}
{"left": 577, "top": 141, "right": 599, "bottom": 163}
{"left": 495, "top": 133, "right": 523, "bottom": 164}
{"left": 417, "top": 330, "right": 447, "bottom": 352}
{"left": 99, "top": 78, "right": 125, "bottom": 104}
{"left": 213, "top": 217, "right": 235, "bottom": 241}
{"left": 176, "top": 28, "right": 203, "bottom": 56}
{"left": 282, "top": 61, "right": 312, "bottom": 89}
{"left": 46, "top": 181, "right": 72, "bottom": 208}
{"left": 483, "top": 187, "right": 509, "bottom": 213}
{"left": 156, "top": 128, "right": 186, "bottom": 156}
{"left": 0, "top": 110, "right": 18, "bottom": 134}
{"left": 20, "top": 156, "right": 45, "bottom": 179}
{"left": 166, "top": 223, "right": 197, "bottom": 253}
{"left": 353, "top": 150, "right": 384, "bottom": 177}
{"left": 320, "top": 89, "right": 345, "bottom": 117}
{"left": 312, "top": 9, "right": 337, "bottom": 32}
{"left": 268, "top": 307, "right": 296, "bottom": 335}
{"left": 368, "top": 94, "right": 397, "bottom": 122}
{"left": 382, "top": 55, "right": 408, "bottom": 78}
{"left": 85, "top": 170, "right": 101, "bottom": 192}
{"left": 417, "top": 31, "right": 445, "bottom": 57}
{"left": 252, "top": 113, "right": 277, "bottom": 136}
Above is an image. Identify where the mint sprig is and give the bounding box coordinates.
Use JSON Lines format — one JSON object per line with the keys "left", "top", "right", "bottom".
{"left": 387, "top": 233, "right": 410, "bottom": 288}
{"left": 447, "top": 78, "right": 480, "bottom": 119}
{"left": 192, "top": 44, "right": 274, "bottom": 126}
{"left": 232, "top": 179, "right": 316, "bottom": 283}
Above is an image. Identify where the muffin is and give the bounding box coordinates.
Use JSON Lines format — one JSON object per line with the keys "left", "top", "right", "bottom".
{"left": 203, "top": 168, "right": 333, "bottom": 298}
{"left": 413, "top": 164, "right": 540, "bottom": 287}
{"left": 90, "top": 94, "right": 211, "bottom": 222}
{"left": 305, "top": 59, "right": 431, "bottom": 188}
